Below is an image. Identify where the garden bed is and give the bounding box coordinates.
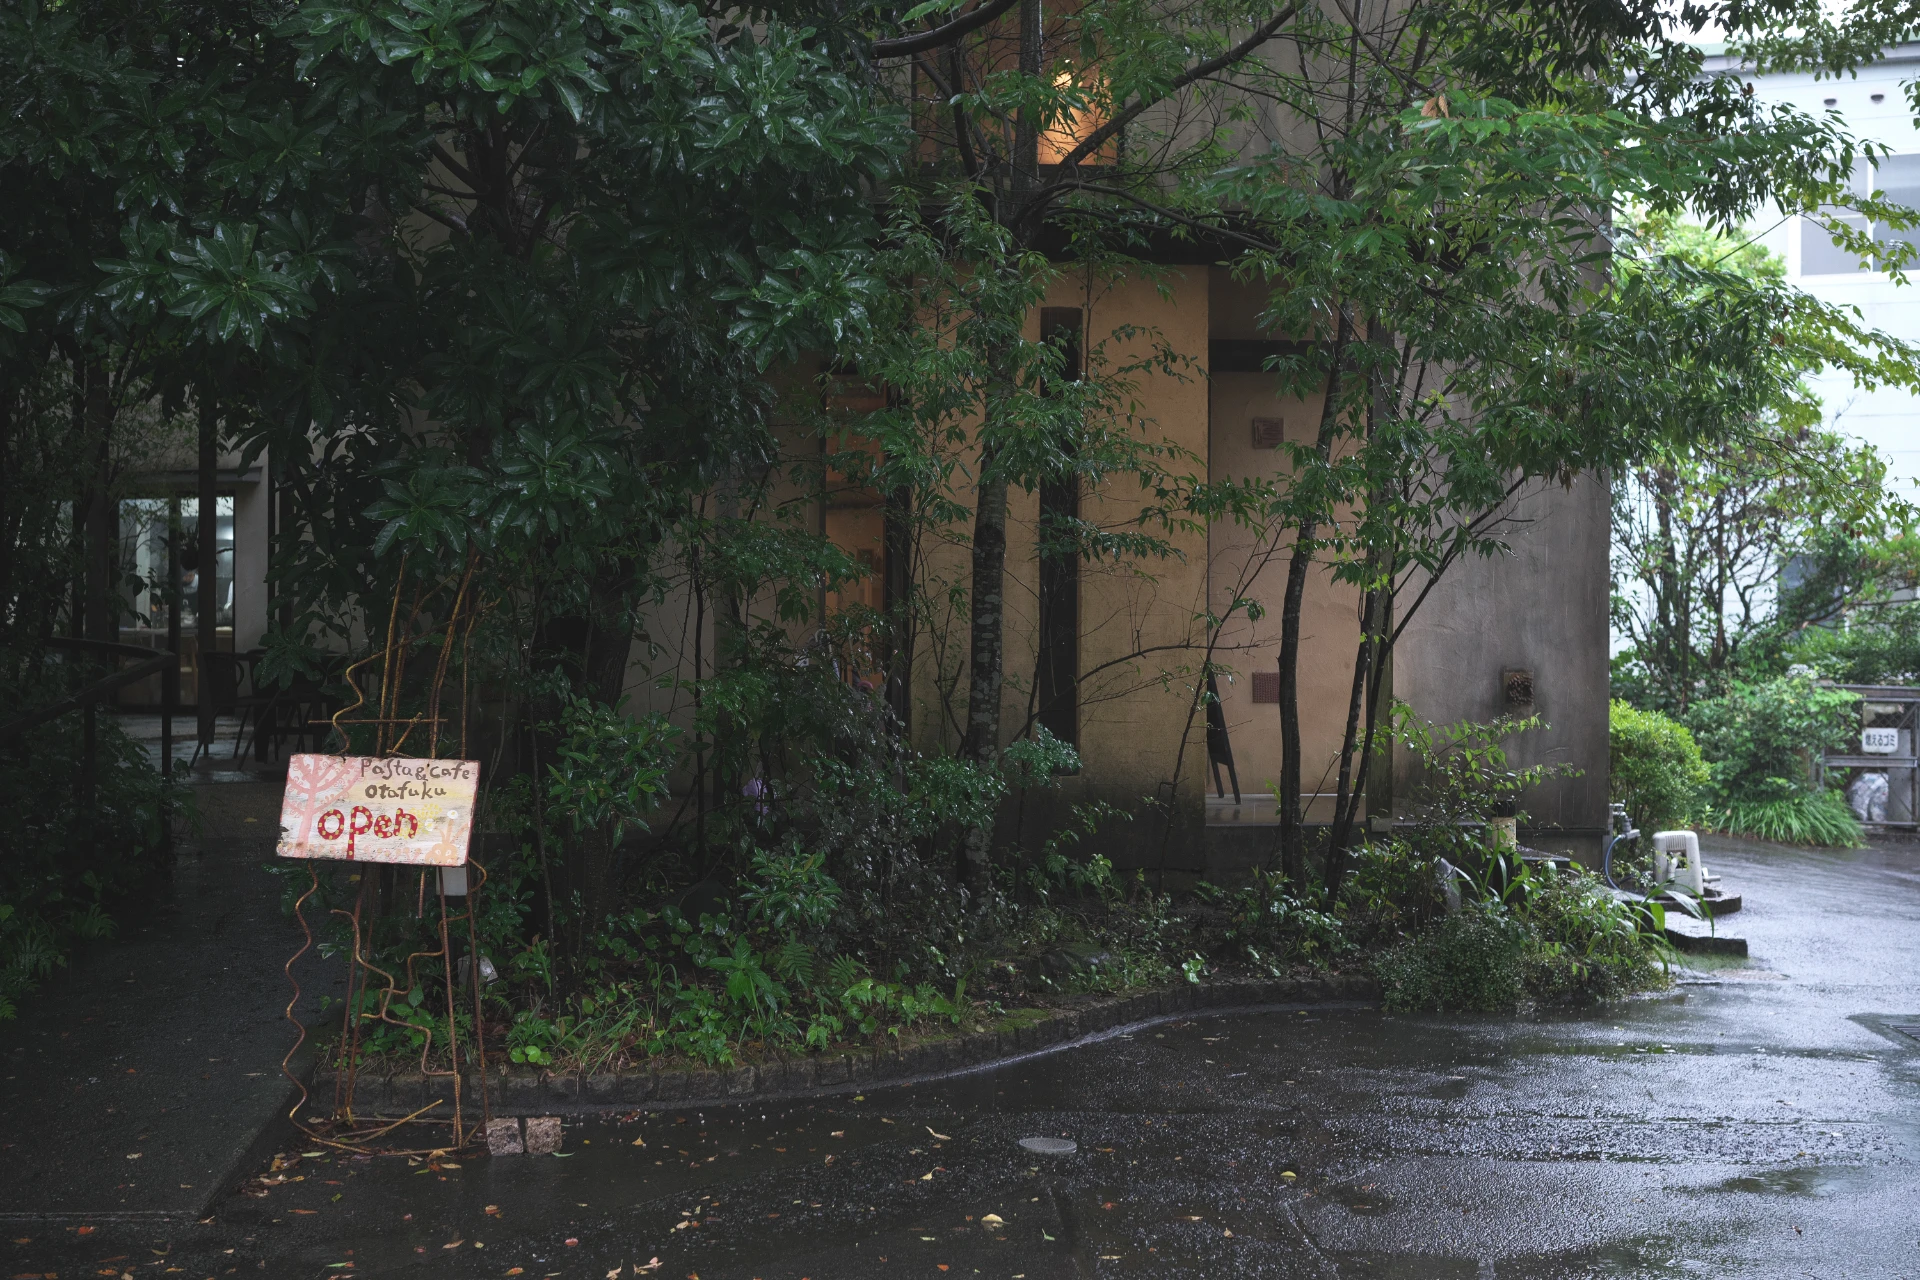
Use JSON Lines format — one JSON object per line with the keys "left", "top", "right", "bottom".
{"left": 310, "top": 971, "right": 1381, "bottom": 1117}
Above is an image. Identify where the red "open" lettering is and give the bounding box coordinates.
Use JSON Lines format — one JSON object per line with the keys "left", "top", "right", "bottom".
{"left": 313, "top": 805, "right": 418, "bottom": 855}
{"left": 346, "top": 805, "right": 373, "bottom": 858}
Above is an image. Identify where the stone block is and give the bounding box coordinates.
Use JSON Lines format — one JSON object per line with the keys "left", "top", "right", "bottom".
{"left": 383, "top": 1070, "right": 427, "bottom": 1112}
{"left": 685, "top": 1068, "right": 723, "bottom": 1100}
{"left": 524, "top": 1115, "right": 563, "bottom": 1155}
{"left": 582, "top": 1073, "right": 619, "bottom": 1105}
{"left": 501, "top": 1067, "right": 542, "bottom": 1112}
{"left": 613, "top": 1071, "right": 655, "bottom": 1104}
{"left": 815, "top": 1056, "right": 849, "bottom": 1086}
{"left": 652, "top": 1069, "right": 687, "bottom": 1103}
{"left": 485, "top": 1117, "right": 524, "bottom": 1156}
{"left": 542, "top": 1070, "right": 581, "bottom": 1101}
{"left": 725, "top": 1065, "right": 757, "bottom": 1096}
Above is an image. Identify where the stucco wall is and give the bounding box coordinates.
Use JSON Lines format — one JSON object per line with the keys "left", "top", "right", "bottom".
{"left": 1391, "top": 472, "right": 1613, "bottom": 857}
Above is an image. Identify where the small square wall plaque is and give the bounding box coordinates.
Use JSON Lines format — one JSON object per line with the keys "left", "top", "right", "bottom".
{"left": 1251, "top": 417, "right": 1285, "bottom": 449}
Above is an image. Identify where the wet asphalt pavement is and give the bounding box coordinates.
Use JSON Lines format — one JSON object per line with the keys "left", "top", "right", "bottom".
{"left": 5, "top": 835, "right": 1919, "bottom": 1279}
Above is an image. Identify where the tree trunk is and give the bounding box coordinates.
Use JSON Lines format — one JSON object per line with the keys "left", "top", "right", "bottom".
{"left": 197, "top": 406, "right": 218, "bottom": 755}
{"left": 81, "top": 361, "right": 116, "bottom": 645}
{"left": 960, "top": 460, "right": 1009, "bottom": 888}
{"left": 1275, "top": 314, "right": 1351, "bottom": 886}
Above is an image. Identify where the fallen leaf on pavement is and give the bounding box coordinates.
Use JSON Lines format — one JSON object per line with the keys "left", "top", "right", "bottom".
{"left": 636, "top": 1260, "right": 662, "bottom": 1273}
{"left": 565, "top": 1239, "right": 580, "bottom": 1247}
{"left": 632, "top": 1136, "right": 646, "bottom": 1146}
{"left": 927, "top": 1128, "right": 950, "bottom": 1140}
{"left": 980, "top": 1214, "right": 1004, "bottom": 1227}
{"left": 441, "top": 1241, "right": 464, "bottom": 1249}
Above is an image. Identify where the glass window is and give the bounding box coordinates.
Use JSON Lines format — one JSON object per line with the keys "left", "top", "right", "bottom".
{"left": 1874, "top": 153, "right": 1920, "bottom": 253}
{"left": 1802, "top": 158, "right": 1872, "bottom": 275}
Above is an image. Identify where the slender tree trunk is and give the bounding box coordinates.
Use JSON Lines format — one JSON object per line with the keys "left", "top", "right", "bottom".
{"left": 1323, "top": 579, "right": 1389, "bottom": 907}
{"left": 81, "top": 361, "right": 116, "bottom": 646}
{"left": 197, "top": 406, "right": 218, "bottom": 754}
{"left": 960, "top": 458, "right": 1009, "bottom": 888}
{"left": 1275, "top": 312, "right": 1351, "bottom": 886}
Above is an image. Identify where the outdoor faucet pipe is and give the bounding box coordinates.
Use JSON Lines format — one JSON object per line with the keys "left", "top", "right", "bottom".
{"left": 1602, "top": 826, "right": 1641, "bottom": 892}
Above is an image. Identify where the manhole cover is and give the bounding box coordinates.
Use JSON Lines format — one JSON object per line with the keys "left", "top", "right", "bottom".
{"left": 1018, "top": 1137, "right": 1077, "bottom": 1155}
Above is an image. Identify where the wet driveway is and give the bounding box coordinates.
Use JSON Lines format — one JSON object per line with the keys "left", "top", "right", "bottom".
{"left": 6, "top": 836, "right": 1919, "bottom": 1279}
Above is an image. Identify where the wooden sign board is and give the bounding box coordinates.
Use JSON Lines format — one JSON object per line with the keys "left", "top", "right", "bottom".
{"left": 1251, "top": 417, "right": 1285, "bottom": 449}
{"left": 276, "top": 754, "right": 479, "bottom": 865}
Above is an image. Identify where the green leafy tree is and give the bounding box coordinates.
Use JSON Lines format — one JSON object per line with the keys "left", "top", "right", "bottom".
{"left": 1609, "top": 217, "right": 1910, "bottom": 712}
{"left": 1168, "top": 9, "right": 1920, "bottom": 899}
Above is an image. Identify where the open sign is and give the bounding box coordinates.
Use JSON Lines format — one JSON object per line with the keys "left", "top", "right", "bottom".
{"left": 1861, "top": 727, "right": 1901, "bottom": 755}
{"left": 276, "top": 754, "right": 478, "bottom": 865}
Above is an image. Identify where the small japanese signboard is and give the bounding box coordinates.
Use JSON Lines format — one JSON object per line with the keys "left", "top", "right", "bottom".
{"left": 1862, "top": 727, "right": 1901, "bottom": 755}
{"left": 276, "top": 754, "right": 479, "bottom": 865}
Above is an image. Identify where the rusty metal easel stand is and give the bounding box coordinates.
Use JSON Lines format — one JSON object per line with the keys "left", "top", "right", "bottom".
{"left": 277, "top": 558, "right": 493, "bottom": 1156}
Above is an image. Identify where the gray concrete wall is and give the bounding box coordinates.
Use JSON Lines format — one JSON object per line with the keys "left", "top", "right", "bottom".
{"left": 1391, "top": 471, "right": 1612, "bottom": 859}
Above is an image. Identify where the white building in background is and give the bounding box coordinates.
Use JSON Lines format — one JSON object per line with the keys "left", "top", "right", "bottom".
{"left": 1704, "top": 43, "right": 1920, "bottom": 495}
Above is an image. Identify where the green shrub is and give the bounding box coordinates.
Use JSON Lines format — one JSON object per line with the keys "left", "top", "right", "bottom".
{"left": 1375, "top": 865, "right": 1671, "bottom": 1012}
{"left": 1687, "top": 676, "right": 1856, "bottom": 808}
{"left": 1375, "top": 904, "right": 1528, "bottom": 1012}
{"left": 1787, "top": 603, "right": 1920, "bottom": 685}
{"left": 0, "top": 697, "right": 178, "bottom": 1020}
{"left": 1520, "top": 869, "right": 1670, "bottom": 1004}
{"left": 1709, "top": 790, "right": 1863, "bottom": 847}
{"left": 1609, "top": 700, "right": 1707, "bottom": 835}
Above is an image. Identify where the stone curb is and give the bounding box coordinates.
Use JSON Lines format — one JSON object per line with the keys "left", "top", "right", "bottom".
{"left": 315, "top": 972, "right": 1380, "bottom": 1118}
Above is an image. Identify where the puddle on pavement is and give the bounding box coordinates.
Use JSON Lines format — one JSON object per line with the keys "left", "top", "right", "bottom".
{"left": 1710, "top": 1164, "right": 1873, "bottom": 1198}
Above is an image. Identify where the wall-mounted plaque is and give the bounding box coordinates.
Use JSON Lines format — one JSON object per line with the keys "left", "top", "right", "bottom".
{"left": 1862, "top": 727, "right": 1901, "bottom": 754}
{"left": 276, "top": 754, "right": 479, "bottom": 865}
{"left": 1251, "top": 417, "right": 1285, "bottom": 449}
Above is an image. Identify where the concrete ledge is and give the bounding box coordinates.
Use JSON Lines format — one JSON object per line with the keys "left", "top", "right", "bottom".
{"left": 314, "top": 972, "right": 1381, "bottom": 1118}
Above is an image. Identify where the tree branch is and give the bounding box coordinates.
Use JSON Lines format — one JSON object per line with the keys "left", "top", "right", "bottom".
{"left": 1053, "top": 3, "right": 1300, "bottom": 171}
{"left": 871, "top": 0, "right": 1021, "bottom": 58}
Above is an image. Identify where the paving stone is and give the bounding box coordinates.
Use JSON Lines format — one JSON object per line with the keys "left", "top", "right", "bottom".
{"left": 523, "top": 1115, "right": 562, "bottom": 1155}
{"left": 485, "top": 1117, "right": 524, "bottom": 1156}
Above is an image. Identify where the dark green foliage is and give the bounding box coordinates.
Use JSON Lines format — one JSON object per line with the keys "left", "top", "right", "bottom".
{"left": 1609, "top": 699, "right": 1708, "bottom": 835}
{"left": 1376, "top": 905, "right": 1528, "bottom": 1013}
{"left": 1789, "top": 602, "right": 1920, "bottom": 686}
{"left": 0, "top": 683, "right": 179, "bottom": 1019}
{"left": 1697, "top": 675, "right": 1858, "bottom": 836}
{"left": 1367, "top": 709, "right": 1671, "bottom": 1013}
{"left": 1376, "top": 871, "right": 1668, "bottom": 1012}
